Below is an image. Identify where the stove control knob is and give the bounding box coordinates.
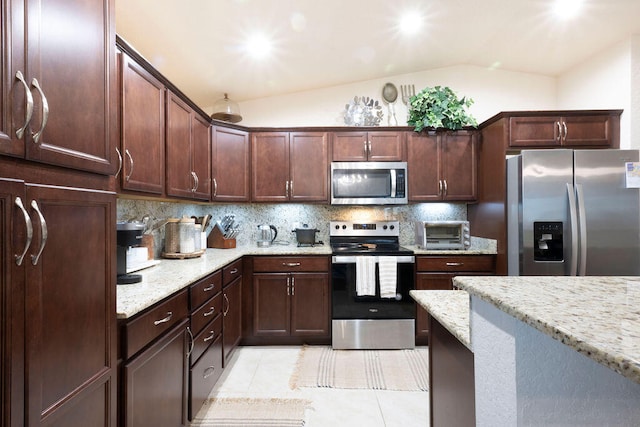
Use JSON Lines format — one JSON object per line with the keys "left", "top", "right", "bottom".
{"left": 335, "top": 224, "right": 340, "bottom": 230}
{"left": 342, "top": 225, "right": 347, "bottom": 229}
{"left": 389, "top": 225, "right": 395, "bottom": 230}
{"left": 383, "top": 225, "right": 388, "bottom": 230}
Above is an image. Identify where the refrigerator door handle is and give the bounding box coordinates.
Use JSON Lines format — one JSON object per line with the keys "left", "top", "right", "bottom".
{"left": 566, "top": 183, "right": 579, "bottom": 276}
{"left": 575, "top": 183, "right": 588, "bottom": 276}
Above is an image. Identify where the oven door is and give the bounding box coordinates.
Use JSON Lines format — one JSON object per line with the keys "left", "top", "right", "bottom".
{"left": 331, "top": 255, "right": 416, "bottom": 319}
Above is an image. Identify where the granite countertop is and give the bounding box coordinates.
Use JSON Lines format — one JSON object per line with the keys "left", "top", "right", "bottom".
{"left": 453, "top": 276, "right": 640, "bottom": 384}
{"left": 410, "top": 290, "right": 470, "bottom": 349}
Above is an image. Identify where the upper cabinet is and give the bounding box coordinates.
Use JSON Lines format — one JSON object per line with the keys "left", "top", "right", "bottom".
{"left": 212, "top": 126, "right": 250, "bottom": 202}
{"left": 252, "top": 131, "right": 329, "bottom": 202}
{"left": 508, "top": 111, "right": 621, "bottom": 148}
{"left": 0, "top": 0, "right": 117, "bottom": 175}
{"left": 332, "top": 131, "right": 405, "bottom": 161}
{"left": 407, "top": 130, "right": 478, "bottom": 202}
{"left": 119, "top": 51, "right": 165, "bottom": 195}
{"left": 166, "top": 93, "right": 211, "bottom": 201}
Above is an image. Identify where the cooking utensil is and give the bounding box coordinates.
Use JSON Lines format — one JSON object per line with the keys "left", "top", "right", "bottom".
{"left": 292, "top": 226, "right": 319, "bottom": 246}
{"left": 382, "top": 82, "right": 398, "bottom": 126}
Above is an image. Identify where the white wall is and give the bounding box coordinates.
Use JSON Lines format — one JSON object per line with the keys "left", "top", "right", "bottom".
{"left": 235, "top": 65, "right": 557, "bottom": 127}
{"left": 557, "top": 39, "right": 634, "bottom": 147}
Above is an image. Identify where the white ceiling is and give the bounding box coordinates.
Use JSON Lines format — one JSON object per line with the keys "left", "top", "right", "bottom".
{"left": 116, "top": 0, "right": 640, "bottom": 111}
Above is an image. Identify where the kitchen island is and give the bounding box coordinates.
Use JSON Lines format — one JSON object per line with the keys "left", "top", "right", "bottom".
{"left": 414, "top": 276, "right": 640, "bottom": 426}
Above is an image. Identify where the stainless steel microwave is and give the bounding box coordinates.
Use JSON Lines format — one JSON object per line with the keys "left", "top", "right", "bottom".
{"left": 330, "top": 161, "right": 408, "bottom": 205}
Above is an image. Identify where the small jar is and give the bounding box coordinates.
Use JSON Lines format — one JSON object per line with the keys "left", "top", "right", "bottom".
{"left": 193, "top": 224, "right": 202, "bottom": 251}
{"left": 178, "top": 217, "right": 195, "bottom": 253}
{"left": 164, "top": 218, "right": 180, "bottom": 253}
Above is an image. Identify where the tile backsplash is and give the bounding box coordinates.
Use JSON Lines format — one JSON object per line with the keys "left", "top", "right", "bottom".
{"left": 117, "top": 198, "right": 467, "bottom": 258}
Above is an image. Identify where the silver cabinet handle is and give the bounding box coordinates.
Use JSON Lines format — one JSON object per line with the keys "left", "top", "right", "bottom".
{"left": 14, "top": 197, "right": 33, "bottom": 266}
{"left": 191, "top": 171, "right": 199, "bottom": 192}
{"left": 203, "top": 283, "right": 216, "bottom": 292}
{"left": 291, "top": 276, "right": 295, "bottom": 296}
{"left": 443, "top": 180, "right": 448, "bottom": 196}
{"left": 203, "top": 366, "right": 216, "bottom": 379}
{"left": 446, "top": 262, "right": 463, "bottom": 266}
{"left": 282, "top": 262, "right": 301, "bottom": 267}
{"left": 285, "top": 181, "right": 289, "bottom": 198}
{"left": 223, "top": 293, "right": 229, "bottom": 316}
{"left": 290, "top": 180, "right": 293, "bottom": 197}
{"left": 556, "top": 121, "right": 562, "bottom": 142}
{"left": 286, "top": 277, "right": 291, "bottom": 296}
{"left": 124, "top": 149, "right": 134, "bottom": 182}
{"left": 30, "top": 200, "right": 47, "bottom": 265}
{"left": 153, "top": 311, "right": 172, "bottom": 325}
{"left": 203, "top": 330, "right": 216, "bottom": 342}
{"left": 203, "top": 306, "right": 215, "bottom": 317}
{"left": 229, "top": 268, "right": 239, "bottom": 275}
{"left": 15, "top": 71, "right": 34, "bottom": 139}
{"left": 363, "top": 140, "right": 367, "bottom": 157}
{"left": 115, "top": 147, "right": 123, "bottom": 178}
{"left": 562, "top": 121, "right": 568, "bottom": 141}
{"left": 438, "top": 180, "right": 443, "bottom": 196}
{"left": 186, "top": 326, "right": 194, "bottom": 358}
{"left": 30, "top": 78, "right": 49, "bottom": 144}
{"left": 367, "top": 140, "right": 372, "bottom": 156}
{"left": 213, "top": 178, "right": 218, "bottom": 197}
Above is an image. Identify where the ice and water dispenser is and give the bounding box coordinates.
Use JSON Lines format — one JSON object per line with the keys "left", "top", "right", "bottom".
{"left": 533, "top": 221, "right": 564, "bottom": 262}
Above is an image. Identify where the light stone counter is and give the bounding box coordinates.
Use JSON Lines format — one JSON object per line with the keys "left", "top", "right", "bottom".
{"left": 453, "top": 276, "right": 640, "bottom": 385}
{"left": 410, "top": 290, "right": 470, "bottom": 349}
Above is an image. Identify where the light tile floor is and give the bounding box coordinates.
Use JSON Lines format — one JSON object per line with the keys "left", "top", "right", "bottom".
{"left": 208, "top": 345, "right": 430, "bottom": 426}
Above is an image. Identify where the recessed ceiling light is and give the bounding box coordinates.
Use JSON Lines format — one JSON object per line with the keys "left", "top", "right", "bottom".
{"left": 244, "top": 33, "right": 272, "bottom": 59}
{"left": 399, "top": 11, "right": 423, "bottom": 35}
{"left": 552, "top": 0, "right": 584, "bottom": 19}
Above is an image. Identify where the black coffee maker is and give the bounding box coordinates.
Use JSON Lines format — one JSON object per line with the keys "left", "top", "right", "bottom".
{"left": 117, "top": 221, "right": 145, "bottom": 284}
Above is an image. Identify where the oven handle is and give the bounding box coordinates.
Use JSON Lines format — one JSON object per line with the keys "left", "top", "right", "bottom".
{"left": 332, "top": 255, "right": 415, "bottom": 264}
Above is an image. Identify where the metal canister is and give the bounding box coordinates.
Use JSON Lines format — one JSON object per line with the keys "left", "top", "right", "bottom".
{"left": 178, "top": 217, "right": 196, "bottom": 253}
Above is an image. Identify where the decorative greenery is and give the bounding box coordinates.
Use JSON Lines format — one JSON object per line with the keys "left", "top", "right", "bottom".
{"left": 407, "top": 86, "right": 477, "bottom": 132}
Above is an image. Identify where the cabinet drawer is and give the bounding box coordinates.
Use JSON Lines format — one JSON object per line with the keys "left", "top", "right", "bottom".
{"left": 190, "top": 270, "right": 222, "bottom": 310}
{"left": 191, "top": 292, "right": 223, "bottom": 336}
{"left": 223, "top": 259, "right": 243, "bottom": 286}
{"left": 125, "top": 289, "right": 189, "bottom": 360}
{"left": 253, "top": 256, "right": 329, "bottom": 272}
{"left": 191, "top": 314, "right": 222, "bottom": 365}
{"left": 416, "top": 255, "right": 495, "bottom": 273}
{"left": 189, "top": 335, "right": 223, "bottom": 420}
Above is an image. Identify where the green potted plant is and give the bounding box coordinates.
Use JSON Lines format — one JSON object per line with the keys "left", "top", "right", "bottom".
{"left": 407, "top": 86, "right": 477, "bottom": 132}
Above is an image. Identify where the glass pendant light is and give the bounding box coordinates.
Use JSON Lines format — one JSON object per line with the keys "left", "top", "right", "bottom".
{"left": 211, "top": 93, "right": 243, "bottom": 123}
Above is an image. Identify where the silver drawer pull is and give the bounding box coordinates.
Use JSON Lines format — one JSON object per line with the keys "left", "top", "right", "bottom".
{"left": 203, "top": 307, "right": 215, "bottom": 317}
{"left": 30, "top": 200, "right": 47, "bottom": 265}
{"left": 15, "top": 71, "right": 34, "bottom": 139}
{"left": 203, "top": 366, "right": 216, "bottom": 379}
{"left": 14, "top": 197, "right": 33, "bottom": 266}
{"left": 203, "top": 283, "right": 216, "bottom": 292}
{"left": 229, "top": 268, "right": 239, "bottom": 274}
{"left": 153, "top": 311, "right": 173, "bottom": 325}
{"left": 283, "top": 262, "right": 301, "bottom": 267}
{"left": 186, "top": 326, "right": 194, "bottom": 358}
{"left": 446, "top": 262, "right": 463, "bottom": 266}
{"left": 31, "top": 78, "right": 49, "bottom": 143}
{"left": 203, "top": 331, "right": 216, "bottom": 342}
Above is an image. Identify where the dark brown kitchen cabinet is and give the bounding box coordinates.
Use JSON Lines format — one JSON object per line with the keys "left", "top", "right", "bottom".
{"left": 251, "top": 132, "right": 329, "bottom": 202}
{"left": 407, "top": 130, "right": 478, "bottom": 202}
{"left": 0, "top": 0, "right": 117, "bottom": 175}
{"left": 166, "top": 93, "right": 211, "bottom": 201}
{"left": 509, "top": 113, "right": 620, "bottom": 148}
{"left": 119, "top": 52, "right": 165, "bottom": 195}
{"left": 222, "top": 259, "right": 243, "bottom": 365}
{"left": 251, "top": 256, "right": 330, "bottom": 339}
{"left": 0, "top": 178, "right": 117, "bottom": 427}
{"left": 122, "top": 289, "right": 189, "bottom": 427}
{"left": 415, "top": 255, "right": 495, "bottom": 344}
{"left": 332, "top": 131, "right": 405, "bottom": 161}
{"left": 212, "top": 126, "right": 250, "bottom": 202}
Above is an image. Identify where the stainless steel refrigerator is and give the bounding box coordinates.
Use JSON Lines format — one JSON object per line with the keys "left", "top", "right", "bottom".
{"left": 507, "top": 149, "right": 640, "bottom": 276}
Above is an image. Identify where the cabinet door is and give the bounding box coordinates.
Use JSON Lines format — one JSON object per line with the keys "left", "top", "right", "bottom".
{"left": 332, "top": 132, "right": 368, "bottom": 161}
{"left": 120, "top": 54, "right": 165, "bottom": 194}
{"left": 290, "top": 273, "right": 329, "bottom": 337}
{"left": 24, "top": 0, "right": 117, "bottom": 175}
{"left": 406, "top": 132, "right": 441, "bottom": 201}
{"left": 166, "top": 93, "right": 194, "bottom": 199}
{"left": 212, "top": 127, "right": 250, "bottom": 202}
{"left": 251, "top": 132, "right": 289, "bottom": 202}
{"left": 191, "top": 114, "right": 211, "bottom": 201}
{"left": 124, "top": 319, "right": 189, "bottom": 427}
{"left": 509, "top": 116, "right": 561, "bottom": 147}
{"left": 441, "top": 132, "right": 477, "bottom": 201}
{"left": 222, "top": 277, "right": 242, "bottom": 365}
{"left": 415, "top": 273, "right": 453, "bottom": 339}
{"left": 252, "top": 273, "right": 290, "bottom": 336}
{"left": 24, "top": 184, "right": 116, "bottom": 427}
{"left": 290, "top": 132, "right": 329, "bottom": 202}
{"left": 368, "top": 131, "right": 405, "bottom": 161}
{"left": 562, "top": 115, "right": 616, "bottom": 147}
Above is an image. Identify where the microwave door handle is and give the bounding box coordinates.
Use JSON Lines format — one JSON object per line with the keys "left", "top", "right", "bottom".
{"left": 390, "top": 169, "right": 397, "bottom": 198}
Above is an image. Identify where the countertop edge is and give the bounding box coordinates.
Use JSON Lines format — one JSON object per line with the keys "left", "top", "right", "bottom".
{"left": 411, "top": 290, "right": 471, "bottom": 350}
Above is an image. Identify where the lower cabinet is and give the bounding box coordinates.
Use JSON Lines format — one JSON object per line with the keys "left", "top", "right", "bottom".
{"left": 415, "top": 255, "right": 495, "bottom": 344}
{"left": 248, "top": 256, "right": 330, "bottom": 343}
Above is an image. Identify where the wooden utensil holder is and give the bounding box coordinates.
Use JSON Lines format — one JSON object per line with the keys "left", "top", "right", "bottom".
{"left": 207, "top": 226, "right": 236, "bottom": 249}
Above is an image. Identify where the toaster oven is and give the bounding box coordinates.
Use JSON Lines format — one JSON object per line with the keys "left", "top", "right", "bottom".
{"left": 415, "top": 221, "right": 470, "bottom": 250}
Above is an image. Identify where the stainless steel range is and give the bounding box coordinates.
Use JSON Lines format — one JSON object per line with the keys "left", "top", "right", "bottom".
{"left": 330, "top": 220, "right": 415, "bottom": 349}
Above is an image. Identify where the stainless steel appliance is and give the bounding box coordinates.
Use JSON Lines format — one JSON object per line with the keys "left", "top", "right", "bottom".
{"left": 291, "top": 225, "right": 321, "bottom": 246}
{"left": 330, "top": 220, "right": 415, "bottom": 349}
{"left": 330, "top": 161, "right": 407, "bottom": 205}
{"left": 117, "top": 221, "right": 145, "bottom": 284}
{"left": 415, "top": 220, "right": 470, "bottom": 250}
{"left": 507, "top": 149, "right": 640, "bottom": 276}
{"left": 256, "top": 224, "right": 277, "bottom": 247}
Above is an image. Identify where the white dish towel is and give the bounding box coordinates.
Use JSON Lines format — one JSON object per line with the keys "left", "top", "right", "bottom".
{"left": 355, "top": 257, "right": 376, "bottom": 296}
{"left": 378, "top": 256, "right": 397, "bottom": 299}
